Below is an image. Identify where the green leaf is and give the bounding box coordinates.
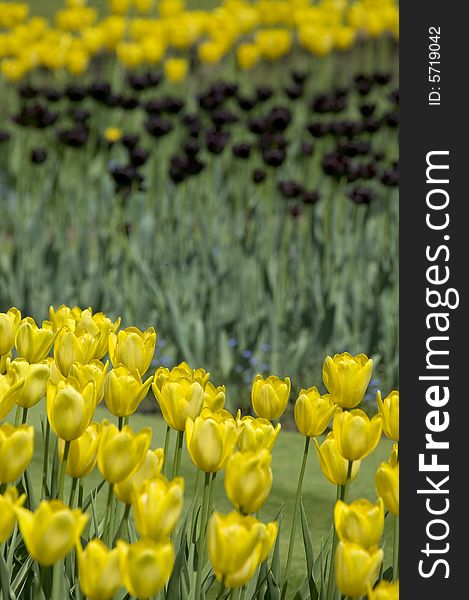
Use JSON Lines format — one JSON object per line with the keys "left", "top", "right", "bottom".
{"left": 300, "top": 500, "right": 318, "bottom": 600}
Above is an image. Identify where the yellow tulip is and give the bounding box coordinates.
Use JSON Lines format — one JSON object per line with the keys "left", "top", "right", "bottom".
{"left": 334, "top": 26, "right": 356, "bottom": 51}
{"left": 0, "top": 370, "right": 24, "bottom": 419}
{"left": 186, "top": 409, "right": 239, "bottom": 472}
{"left": 225, "top": 449, "right": 273, "bottom": 514}
{"left": 98, "top": 420, "right": 151, "bottom": 483}
{"left": 49, "top": 305, "right": 80, "bottom": 332}
{"left": 333, "top": 409, "right": 382, "bottom": 461}
{"left": 294, "top": 387, "right": 337, "bottom": 437}
{"left": 8, "top": 358, "right": 50, "bottom": 408}
{"left": 118, "top": 539, "right": 175, "bottom": 598}
{"left": 323, "top": 352, "right": 373, "bottom": 408}
{"left": 77, "top": 539, "right": 122, "bottom": 600}
{"left": 368, "top": 580, "right": 399, "bottom": 600}
{"left": 15, "top": 317, "right": 55, "bottom": 363}
{"left": 104, "top": 127, "right": 122, "bottom": 143}
{"left": 0, "top": 424, "right": 34, "bottom": 483}
{"left": 54, "top": 327, "right": 101, "bottom": 376}
{"left": 251, "top": 374, "right": 291, "bottom": 421}
{"left": 377, "top": 390, "right": 399, "bottom": 441}
{"left": 0, "top": 487, "right": 26, "bottom": 543}
{"left": 114, "top": 448, "right": 164, "bottom": 505}
{"left": 15, "top": 500, "right": 88, "bottom": 566}
{"left": 314, "top": 433, "right": 361, "bottom": 486}
{"left": 335, "top": 541, "right": 383, "bottom": 598}
{"left": 0, "top": 308, "right": 21, "bottom": 356}
{"left": 132, "top": 476, "right": 184, "bottom": 540}
{"left": 255, "top": 29, "right": 292, "bottom": 60}
{"left": 375, "top": 445, "right": 399, "bottom": 516}
{"left": 152, "top": 376, "right": 204, "bottom": 431}
{"left": 46, "top": 378, "right": 95, "bottom": 441}
{"left": 0, "top": 353, "right": 10, "bottom": 375}
{"left": 109, "top": 326, "right": 156, "bottom": 375}
{"left": 334, "top": 498, "right": 384, "bottom": 549}
{"left": 236, "top": 414, "right": 281, "bottom": 452}
{"left": 104, "top": 365, "right": 152, "bottom": 417}
{"left": 86, "top": 311, "right": 120, "bottom": 360}
{"left": 58, "top": 422, "right": 101, "bottom": 479}
{"left": 163, "top": 57, "right": 188, "bottom": 82}
{"left": 70, "top": 360, "right": 108, "bottom": 405}
{"left": 203, "top": 381, "right": 226, "bottom": 411}
{"left": 198, "top": 40, "right": 224, "bottom": 64}
{"left": 236, "top": 42, "right": 260, "bottom": 69}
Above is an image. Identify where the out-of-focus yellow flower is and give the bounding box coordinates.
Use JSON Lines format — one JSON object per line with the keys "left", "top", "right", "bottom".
{"left": 225, "top": 449, "right": 272, "bottom": 514}
{"left": 335, "top": 541, "right": 383, "bottom": 598}
{"left": 114, "top": 448, "right": 164, "bottom": 505}
{"left": 186, "top": 408, "right": 239, "bottom": 472}
{"left": 160, "top": 0, "right": 185, "bottom": 18}
{"left": 153, "top": 376, "right": 204, "bottom": 431}
{"left": 15, "top": 500, "right": 88, "bottom": 566}
{"left": 132, "top": 476, "right": 184, "bottom": 540}
{"left": 116, "top": 41, "right": 144, "bottom": 68}
{"left": 77, "top": 539, "right": 121, "bottom": 600}
{"left": 70, "top": 360, "right": 108, "bottom": 406}
{"left": 198, "top": 40, "right": 225, "bottom": 64}
{"left": 323, "top": 352, "right": 373, "bottom": 408}
{"left": 334, "top": 25, "right": 356, "bottom": 50}
{"left": 314, "top": 432, "right": 361, "bottom": 486}
{"left": 109, "top": 0, "right": 132, "bottom": 15}
{"left": 104, "top": 127, "right": 122, "bottom": 143}
{"left": 8, "top": 359, "right": 50, "bottom": 408}
{"left": 134, "top": 0, "right": 154, "bottom": 13}
{"left": 375, "top": 444, "right": 399, "bottom": 516}
{"left": 236, "top": 414, "right": 281, "bottom": 452}
{"left": 58, "top": 422, "right": 101, "bottom": 479}
{"left": 236, "top": 42, "right": 260, "bottom": 69}
{"left": 141, "top": 36, "right": 166, "bottom": 63}
{"left": 109, "top": 326, "right": 156, "bottom": 376}
{"left": 98, "top": 420, "right": 151, "bottom": 483}
{"left": 334, "top": 498, "right": 384, "bottom": 549}
{"left": 54, "top": 328, "right": 101, "bottom": 377}
{"left": 118, "top": 539, "right": 175, "bottom": 597}
{"left": 251, "top": 374, "right": 291, "bottom": 421}
{"left": 0, "top": 424, "right": 34, "bottom": 483}
{"left": 377, "top": 390, "right": 399, "bottom": 441}
{"left": 333, "top": 409, "right": 382, "bottom": 461}
{"left": 66, "top": 47, "right": 89, "bottom": 75}
{"left": 15, "top": 317, "right": 55, "bottom": 363}
{"left": 0, "top": 369, "right": 24, "bottom": 419}
{"left": 367, "top": 579, "right": 399, "bottom": 600}
{"left": 47, "top": 378, "right": 95, "bottom": 441}
{"left": 255, "top": 29, "right": 292, "bottom": 60}
{"left": 203, "top": 381, "right": 225, "bottom": 411}
{"left": 0, "top": 308, "right": 21, "bottom": 356}
{"left": 208, "top": 511, "right": 277, "bottom": 588}
{"left": 104, "top": 365, "right": 152, "bottom": 417}
{"left": 1, "top": 58, "right": 29, "bottom": 82}
{"left": 163, "top": 57, "right": 188, "bottom": 82}
{"left": 0, "top": 487, "right": 26, "bottom": 543}
{"left": 294, "top": 386, "right": 337, "bottom": 437}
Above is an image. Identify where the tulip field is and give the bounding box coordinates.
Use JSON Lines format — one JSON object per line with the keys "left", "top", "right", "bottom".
{"left": 0, "top": 1, "right": 399, "bottom": 600}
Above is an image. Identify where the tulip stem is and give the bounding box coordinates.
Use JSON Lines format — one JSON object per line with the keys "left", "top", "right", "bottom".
{"left": 392, "top": 516, "right": 399, "bottom": 580}
{"left": 68, "top": 478, "right": 78, "bottom": 507}
{"left": 215, "top": 580, "right": 226, "bottom": 600}
{"left": 281, "top": 436, "right": 311, "bottom": 600}
{"left": 14, "top": 405, "right": 21, "bottom": 426}
{"left": 42, "top": 419, "right": 51, "bottom": 498}
{"left": 162, "top": 426, "right": 171, "bottom": 476}
{"left": 118, "top": 417, "right": 124, "bottom": 430}
{"left": 21, "top": 407, "right": 28, "bottom": 424}
{"left": 57, "top": 441, "right": 70, "bottom": 501}
{"left": 51, "top": 560, "right": 63, "bottom": 600}
{"left": 114, "top": 504, "right": 132, "bottom": 544}
{"left": 194, "top": 472, "right": 211, "bottom": 600}
{"left": 104, "top": 482, "right": 115, "bottom": 545}
{"left": 77, "top": 479, "right": 84, "bottom": 509}
{"left": 172, "top": 430, "right": 184, "bottom": 479}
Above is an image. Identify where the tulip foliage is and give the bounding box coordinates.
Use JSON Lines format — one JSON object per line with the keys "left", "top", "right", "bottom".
{"left": 0, "top": 307, "right": 399, "bottom": 599}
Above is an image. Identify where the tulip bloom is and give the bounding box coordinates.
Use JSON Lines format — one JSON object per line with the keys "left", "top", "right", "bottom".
{"left": 15, "top": 500, "right": 88, "bottom": 566}
{"left": 54, "top": 328, "right": 101, "bottom": 376}
{"left": 114, "top": 448, "right": 164, "bottom": 505}
{"left": 335, "top": 541, "right": 383, "bottom": 598}
{"left": 108, "top": 326, "right": 156, "bottom": 375}
{"left": 77, "top": 539, "right": 122, "bottom": 600}
{"left": 322, "top": 352, "right": 373, "bottom": 408}
{"left": 375, "top": 445, "right": 399, "bottom": 516}
{"left": 0, "top": 487, "right": 26, "bottom": 543}
{"left": 333, "top": 409, "right": 382, "bottom": 461}
{"left": 8, "top": 359, "right": 50, "bottom": 408}
{"left": 225, "top": 449, "right": 273, "bottom": 514}
{"left": 153, "top": 376, "right": 204, "bottom": 431}
{"left": 58, "top": 422, "right": 101, "bottom": 479}
{"left": 0, "top": 307, "right": 21, "bottom": 356}
{"left": 164, "top": 57, "right": 188, "bottom": 82}
{"left": 0, "top": 370, "right": 24, "bottom": 419}
{"left": 104, "top": 365, "right": 152, "bottom": 417}
{"left": 98, "top": 421, "right": 151, "bottom": 483}
{"left": 203, "top": 381, "right": 226, "bottom": 411}
{"left": 118, "top": 539, "right": 175, "bottom": 598}
{"left": 236, "top": 414, "right": 281, "bottom": 452}
{"left": 294, "top": 387, "right": 337, "bottom": 437}
{"left": 334, "top": 498, "right": 384, "bottom": 549}
{"left": 70, "top": 360, "right": 108, "bottom": 405}
{"left": 132, "top": 476, "right": 184, "bottom": 540}
{"left": 377, "top": 390, "right": 399, "bottom": 441}
{"left": 15, "top": 317, "right": 55, "bottom": 363}
{"left": 251, "top": 374, "right": 291, "bottom": 420}
{"left": 46, "top": 378, "right": 95, "bottom": 441}
{"left": 0, "top": 424, "right": 34, "bottom": 483}
{"left": 186, "top": 409, "right": 239, "bottom": 472}
{"left": 368, "top": 580, "right": 399, "bottom": 600}
{"left": 314, "top": 433, "right": 361, "bottom": 486}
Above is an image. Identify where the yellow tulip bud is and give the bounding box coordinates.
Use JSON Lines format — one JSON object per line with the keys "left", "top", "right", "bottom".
{"left": 225, "top": 449, "right": 273, "bottom": 514}
{"left": 15, "top": 317, "right": 55, "bottom": 363}
{"left": 70, "top": 360, "right": 108, "bottom": 405}
{"left": 118, "top": 539, "right": 175, "bottom": 597}
{"left": 367, "top": 579, "right": 399, "bottom": 600}
{"left": 104, "top": 365, "right": 152, "bottom": 417}
{"left": 375, "top": 445, "right": 399, "bottom": 516}
{"left": 98, "top": 420, "right": 151, "bottom": 483}
{"left": 186, "top": 409, "right": 239, "bottom": 472}
{"left": 0, "top": 308, "right": 21, "bottom": 356}
{"left": 0, "top": 424, "right": 34, "bottom": 483}
{"left": 333, "top": 409, "right": 382, "bottom": 461}
{"left": 335, "top": 541, "right": 383, "bottom": 598}
{"left": 47, "top": 378, "right": 95, "bottom": 441}
{"left": 251, "top": 374, "right": 291, "bottom": 421}
{"left": 163, "top": 57, "right": 188, "bottom": 82}
{"left": 15, "top": 500, "right": 88, "bottom": 566}
{"left": 77, "top": 539, "right": 121, "bottom": 600}
{"left": 236, "top": 42, "right": 260, "bottom": 70}
{"left": 54, "top": 328, "right": 101, "bottom": 377}
{"left": 104, "top": 127, "right": 122, "bottom": 143}
{"left": 334, "top": 498, "right": 384, "bottom": 549}
{"left": 109, "top": 326, "right": 156, "bottom": 375}
{"left": 132, "top": 476, "right": 184, "bottom": 540}
{"left": 314, "top": 433, "right": 361, "bottom": 486}
{"left": 0, "top": 487, "right": 26, "bottom": 543}
{"left": 377, "top": 390, "right": 399, "bottom": 441}
{"left": 203, "top": 381, "right": 226, "bottom": 411}
{"left": 152, "top": 376, "right": 204, "bottom": 431}
{"left": 323, "top": 352, "right": 373, "bottom": 408}
{"left": 8, "top": 359, "right": 50, "bottom": 408}
{"left": 236, "top": 414, "right": 281, "bottom": 452}
{"left": 0, "top": 370, "right": 24, "bottom": 419}
{"left": 58, "top": 422, "right": 101, "bottom": 478}
{"left": 114, "top": 448, "right": 164, "bottom": 505}
{"left": 294, "top": 387, "right": 337, "bottom": 437}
